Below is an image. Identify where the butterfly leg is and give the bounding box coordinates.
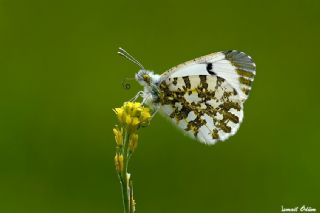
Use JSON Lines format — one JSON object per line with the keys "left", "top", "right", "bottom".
{"left": 141, "top": 105, "right": 159, "bottom": 127}
{"left": 141, "top": 94, "right": 150, "bottom": 105}
{"left": 129, "top": 91, "right": 144, "bottom": 102}
{"left": 150, "top": 107, "right": 159, "bottom": 119}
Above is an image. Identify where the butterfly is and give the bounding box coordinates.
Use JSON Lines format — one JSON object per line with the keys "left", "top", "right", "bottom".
{"left": 118, "top": 48, "right": 256, "bottom": 145}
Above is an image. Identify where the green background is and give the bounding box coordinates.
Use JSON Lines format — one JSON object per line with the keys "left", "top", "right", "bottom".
{"left": 0, "top": 0, "right": 319, "bottom": 212}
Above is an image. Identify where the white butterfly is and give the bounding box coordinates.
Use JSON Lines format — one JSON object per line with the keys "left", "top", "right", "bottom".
{"left": 118, "top": 48, "right": 256, "bottom": 145}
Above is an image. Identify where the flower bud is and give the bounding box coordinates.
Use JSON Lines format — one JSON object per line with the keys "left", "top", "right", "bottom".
{"left": 129, "top": 133, "right": 138, "bottom": 152}
{"left": 113, "top": 127, "right": 123, "bottom": 147}
{"left": 114, "top": 154, "right": 124, "bottom": 173}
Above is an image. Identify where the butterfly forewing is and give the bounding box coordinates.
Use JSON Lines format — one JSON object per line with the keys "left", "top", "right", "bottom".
{"left": 161, "top": 50, "right": 256, "bottom": 103}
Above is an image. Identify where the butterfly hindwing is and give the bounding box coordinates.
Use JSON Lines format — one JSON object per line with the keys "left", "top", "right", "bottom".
{"left": 158, "top": 75, "right": 243, "bottom": 144}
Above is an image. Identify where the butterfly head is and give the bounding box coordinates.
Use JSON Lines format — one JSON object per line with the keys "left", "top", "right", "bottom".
{"left": 135, "top": 70, "right": 158, "bottom": 87}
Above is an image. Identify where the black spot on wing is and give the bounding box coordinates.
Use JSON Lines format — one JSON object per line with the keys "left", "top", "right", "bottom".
{"left": 172, "top": 77, "right": 178, "bottom": 86}
{"left": 199, "top": 75, "right": 208, "bottom": 89}
{"left": 206, "top": 63, "right": 216, "bottom": 75}
{"left": 182, "top": 76, "right": 191, "bottom": 89}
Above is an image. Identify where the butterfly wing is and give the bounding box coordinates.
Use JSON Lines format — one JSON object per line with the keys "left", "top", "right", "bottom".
{"left": 160, "top": 50, "right": 256, "bottom": 103}
{"left": 158, "top": 50, "right": 255, "bottom": 144}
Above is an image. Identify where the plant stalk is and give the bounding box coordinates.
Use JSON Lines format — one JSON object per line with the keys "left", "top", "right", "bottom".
{"left": 118, "top": 129, "right": 133, "bottom": 213}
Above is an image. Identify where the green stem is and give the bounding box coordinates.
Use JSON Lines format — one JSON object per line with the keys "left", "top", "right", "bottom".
{"left": 129, "top": 180, "right": 134, "bottom": 212}
{"left": 120, "top": 175, "right": 129, "bottom": 213}
{"left": 119, "top": 128, "right": 132, "bottom": 213}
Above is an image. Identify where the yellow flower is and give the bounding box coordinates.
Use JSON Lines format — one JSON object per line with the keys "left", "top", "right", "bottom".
{"left": 113, "top": 126, "right": 123, "bottom": 147}
{"left": 113, "top": 102, "right": 151, "bottom": 131}
{"left": 113, "top": 107, "right": 126, "bottom": 124}
{"left": 129, "top": 133, "right": 138, "bottom": 152}
{"left": 131, "top": 117, "right": 140, "bottom": 128}
{"left": 140, "top": 108, "right": 151, "bottom": 123}
{"left": 114, "top": 153, "right": 124, "bottom": 173}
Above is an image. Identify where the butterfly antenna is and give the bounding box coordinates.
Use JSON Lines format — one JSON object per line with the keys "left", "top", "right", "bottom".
{"left": 118, "top": 47, "right": 145, "bottom": 69}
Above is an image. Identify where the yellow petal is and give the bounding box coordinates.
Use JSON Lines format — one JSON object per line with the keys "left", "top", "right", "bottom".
{"left": 114, "top": 107, "right": 124, "bottom": 115}
{"left": 125, "top": 116, "right": 132, "bottom": 126}
{"left": 133, "top": 102, "right": 141, "bottom": 108}
{"left": 131, "top": 117, "right": 140, "bottom": 127}
{"left": 140, "top": 109, "right": 151, "bottom": 122}
{"left": 126, "top": 102, "right": 134, "bottom": 111}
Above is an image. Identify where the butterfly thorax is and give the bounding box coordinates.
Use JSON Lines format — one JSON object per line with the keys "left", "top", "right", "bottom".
{"left": 135, "top": 70, "right": 161, "bottom": 106}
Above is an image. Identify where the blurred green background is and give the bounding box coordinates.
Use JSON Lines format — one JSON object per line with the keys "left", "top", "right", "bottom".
{"left": 0, "top": 0, "right": 319, "bottom": 212}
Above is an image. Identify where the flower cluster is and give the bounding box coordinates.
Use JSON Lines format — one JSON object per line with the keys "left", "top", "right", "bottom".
{"left": 113, "top": 102, "right": 151, "bottom": 132}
